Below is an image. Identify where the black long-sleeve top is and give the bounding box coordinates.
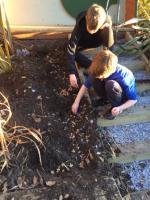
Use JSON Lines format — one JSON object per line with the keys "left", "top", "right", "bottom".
{"left": 67, "top": 11, "right": 114, "bottom": 74}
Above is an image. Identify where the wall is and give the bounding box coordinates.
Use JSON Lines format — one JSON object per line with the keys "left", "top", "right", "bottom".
{"left": 5, "top": 0, "right": 126, "bottom": 27}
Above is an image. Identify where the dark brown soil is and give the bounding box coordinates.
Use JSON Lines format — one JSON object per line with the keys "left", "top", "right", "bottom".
{"left": 0, "top": 37, "right": 113, "bottom": 200}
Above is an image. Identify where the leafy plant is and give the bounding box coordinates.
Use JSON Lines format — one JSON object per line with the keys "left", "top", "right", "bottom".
{"left": 0, "top": 1, "right": 13, "bottom": 74}
{"left": 138, "top": 0, "right": 150, "bottom": 21}
{"left": 114, "top": 1, "right": 150, "bottom": 57}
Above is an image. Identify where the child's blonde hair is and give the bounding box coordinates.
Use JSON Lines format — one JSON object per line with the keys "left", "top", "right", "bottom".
{"left": 88, "top": 50, "right": 118, "bottom": 78}
{"left": 86, "top": 4, "right": 106, "bottom": 31}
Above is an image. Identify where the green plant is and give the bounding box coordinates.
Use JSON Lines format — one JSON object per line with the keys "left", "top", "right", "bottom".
{"left": 114, "top": 18, "right": 150, "bottom": 56}
{"left": 0, "top": 2, "right": 13, "bottom": 74}
{"left": 138, "top": 0, "right": 150, "bottom": 20}
{"left": 114, "top": 1, "right": 150, "bottom": 56}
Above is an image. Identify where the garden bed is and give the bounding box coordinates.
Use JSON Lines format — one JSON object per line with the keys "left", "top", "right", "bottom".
{"left": 0, "top": 37, "right": 117, "bottom": 199}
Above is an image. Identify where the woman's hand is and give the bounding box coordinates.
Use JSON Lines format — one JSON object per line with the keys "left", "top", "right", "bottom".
{"left": 72, "top": 101, "right": 79, "bottom": 114}
{"left": 70, "top": 74, "right": 78, "bottom": 88}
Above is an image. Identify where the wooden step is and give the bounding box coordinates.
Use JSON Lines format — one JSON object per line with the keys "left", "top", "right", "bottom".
{"left": 97, "top": 105, "right": 150, "bottom": 127}
{"left": 134, "top": 70, "right": 150, "bottom": 81}
{"left": 119, "top": 56, "right": 146, "bottom": 71}
{"left": 125, "top": 31, "right": 150, "bottom": 72}
{"left": 108, "top": 141, "right": 150, "bottom": 164}
{"left": 136, "top": 82, "right": 150, "bottom": 94}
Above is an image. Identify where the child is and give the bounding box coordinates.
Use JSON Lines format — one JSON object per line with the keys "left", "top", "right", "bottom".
{"left": 67, "top": 4, "right": 114, "bottom": 88}
{"left": 71, "top": 50, "right": 137, "bottom": 120}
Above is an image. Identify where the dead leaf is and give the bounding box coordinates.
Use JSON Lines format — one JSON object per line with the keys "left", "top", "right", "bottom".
{"left": 99, "top": 156, "right": 104, "bottom": 162}
{"left": 17, "top": 177, "right": 23, "bottom": 188}
{"left": 46, "top": 180, "right": 56, "bottom": 187}
{"left": 79, "top": 161, "right": 84, "bottom": 168}
{"left": 59, "top": 89, "right": 69, "bottom": 96}
{"left": 59, "top": 194, "right": 63, "bottom": 200}
{"left": 89, "top": 150, "right": 94, "bottom": 160}
{"left": 40, "top": 177, "right": 44, "bottom": 186}
{"left": 85, "top": 158, "right": 90, "bottom": 165}
{"left": 37, "top": 95, "right": 42, "bottom": 100}
{"left": 3, "top": 182, "right": 7, "bottom": 193}
{"left": 32, "top": 113, "right": 41, "bottom": 123}
{"left": 33, "top": 176, "right": 38, "bottom": 186}
{"left": 15, "top": 89, "right": 19, "bottom": 95}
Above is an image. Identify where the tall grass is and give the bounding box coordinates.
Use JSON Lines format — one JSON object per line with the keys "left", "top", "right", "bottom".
{"left": 0, "top": 92, "right": 43, "bottom": 171}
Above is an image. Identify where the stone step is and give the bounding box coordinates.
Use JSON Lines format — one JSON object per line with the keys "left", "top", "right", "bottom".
{"left": 94, "top": 176, "right": 122, "bottom": 200}
{"left": 124, "top": 190, "right": 150, "bottom": 200}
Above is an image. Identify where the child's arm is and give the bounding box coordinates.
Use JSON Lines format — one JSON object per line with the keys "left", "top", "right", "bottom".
{"left": 72, "top": 85, "right": 87, "bottom": 114}
{"left": 112, "top": 99, "right": 137, "bottom": 116}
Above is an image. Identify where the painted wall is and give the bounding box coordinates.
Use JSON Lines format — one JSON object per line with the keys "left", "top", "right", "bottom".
{"left": 5, "top": 0, "right": 126, "bottom": 27}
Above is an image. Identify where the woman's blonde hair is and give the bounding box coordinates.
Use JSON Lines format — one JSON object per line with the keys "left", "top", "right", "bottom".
{"left": 88, "top": 50, "right": 118, "bottom": 78}
{"left": 86, "top": 4, "right": 106, "bottom": 31}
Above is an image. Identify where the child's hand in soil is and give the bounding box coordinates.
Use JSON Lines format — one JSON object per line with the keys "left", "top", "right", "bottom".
{"left": 72, "top": 102, "right": 79, "bottom": 114}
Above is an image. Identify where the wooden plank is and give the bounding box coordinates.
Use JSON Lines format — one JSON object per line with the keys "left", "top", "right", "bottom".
{"left": 118, "top": 141, "right": 150, "bottom": 155}
{"left": 13, "top": 31, "right": 69, "bottom": 39}
{"left": 108, "top": 141, "right": 150, "bottom": 164}
{"left": 11, "top": 26, "right": 134, "bottom": 33}
{"left": 97, "top": 107, "right": 150, "bottom": 127}
{"left": 120, "top": 60, "right": 145, "bottom": 71}
{"left": 134, "top": 70, "right": 150, "bottom": 81}
{"left": 108, "top": 152, "right": 150, "bottom": 164}
{"left": 136, "top": 82, "right": 150, "bottom": 93}
{"left": 128, "top": 62, "right": 145, "bottom": 71}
